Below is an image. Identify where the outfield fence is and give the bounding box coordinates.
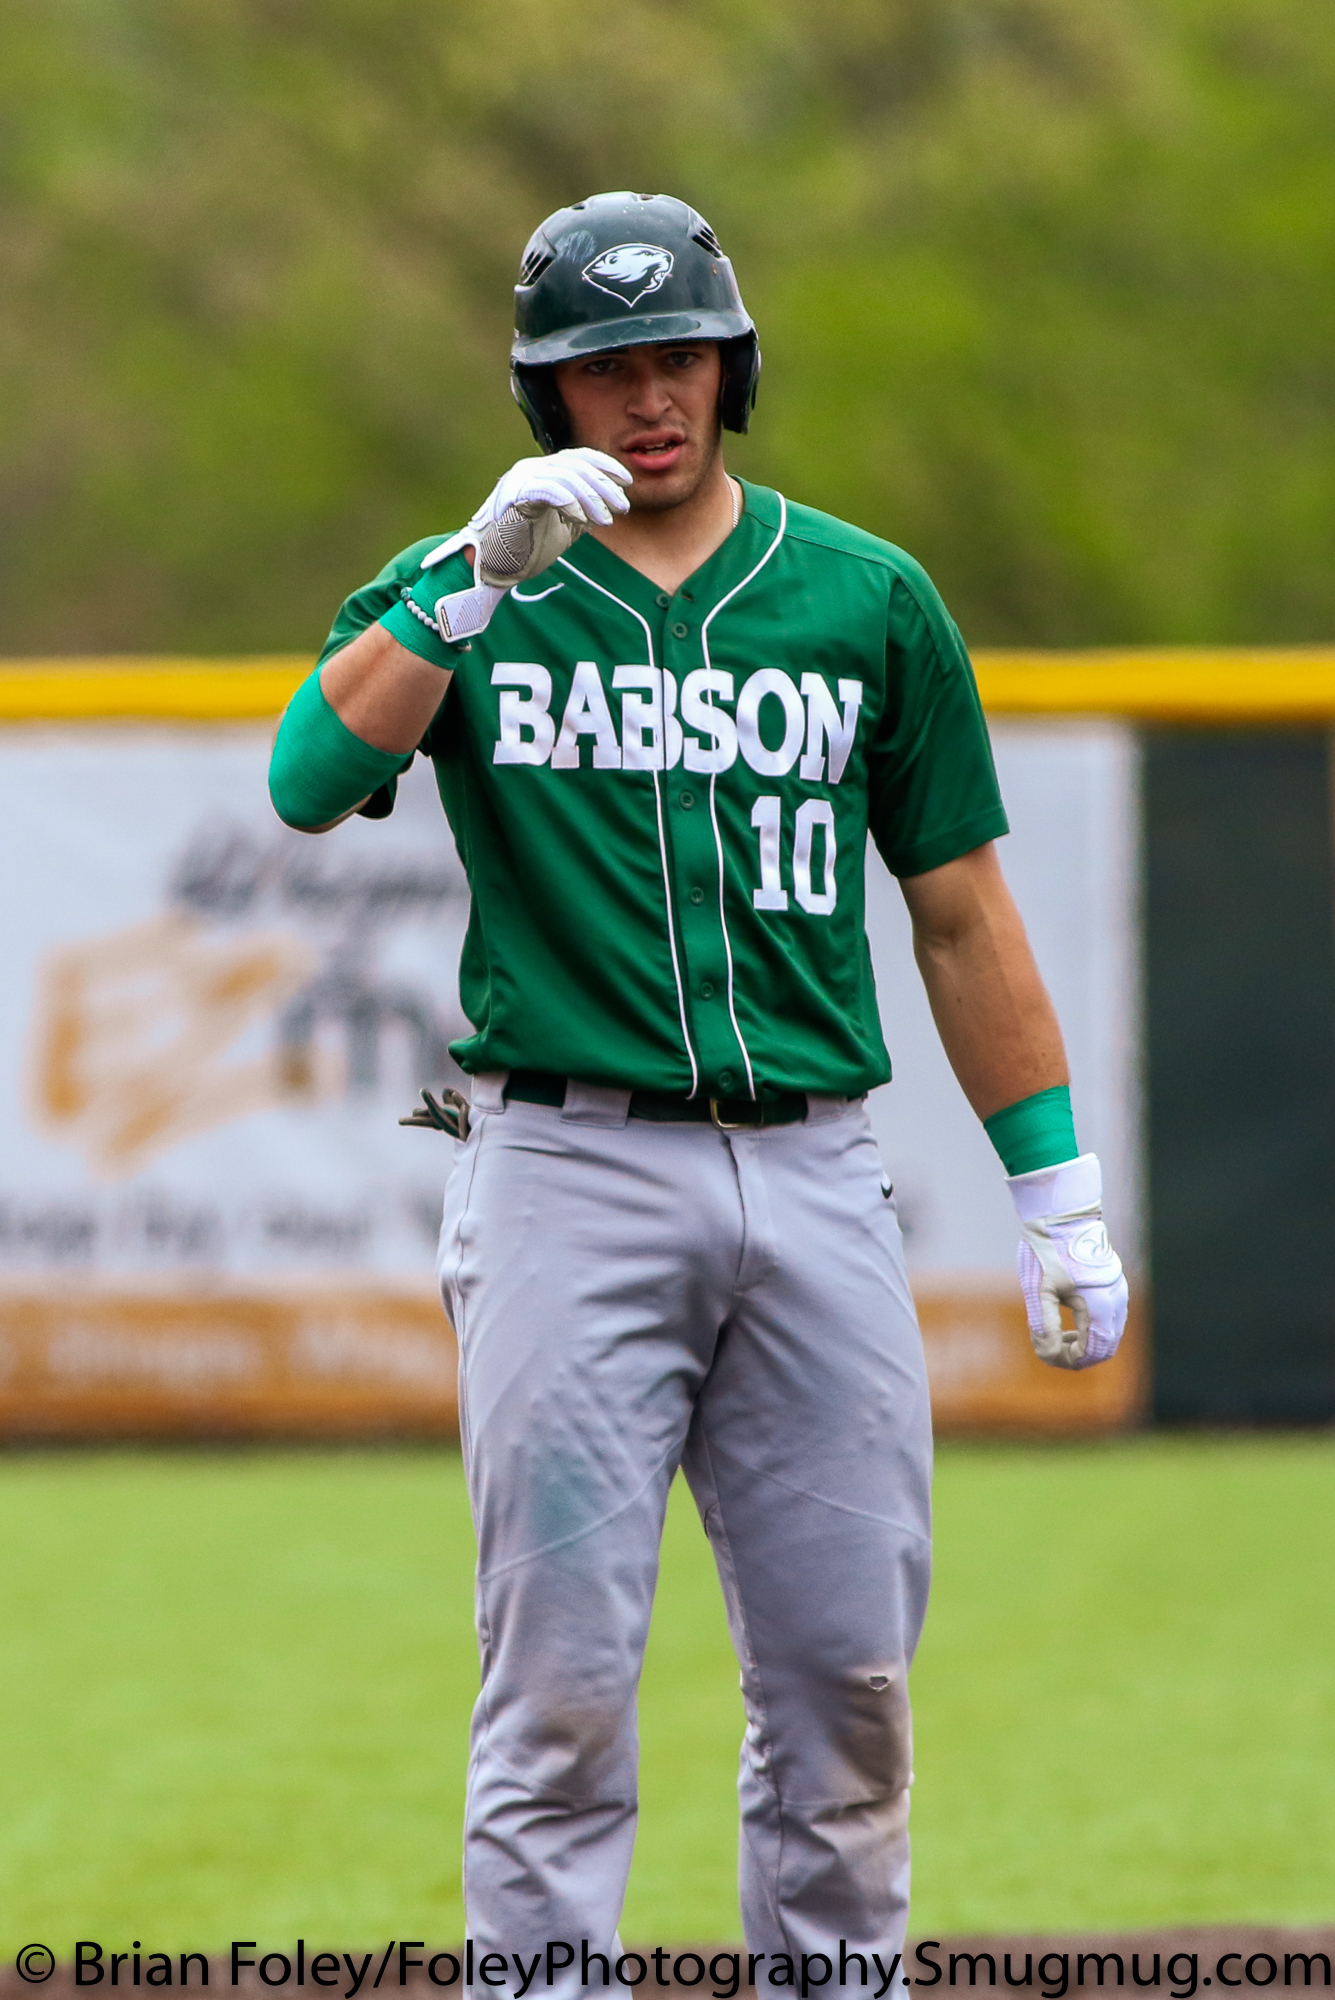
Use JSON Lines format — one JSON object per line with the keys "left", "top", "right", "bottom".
{"left": 1, "top": 650, "right": 1331, "bottom": 1440}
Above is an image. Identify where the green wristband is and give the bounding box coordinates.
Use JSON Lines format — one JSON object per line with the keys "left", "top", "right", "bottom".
{"left": 983, "top": 1084, "right": 1079, "bottom": 1177}
{"left": 269, "top": 670, "right": 412, "bottom": 830}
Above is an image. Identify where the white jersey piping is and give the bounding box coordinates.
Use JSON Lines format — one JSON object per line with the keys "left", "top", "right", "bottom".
{"left": 699, "top": 492, "right": 789, "bottom": 1099}
{"left": 557, "top": 555, "right": 700, "bottom": 1098}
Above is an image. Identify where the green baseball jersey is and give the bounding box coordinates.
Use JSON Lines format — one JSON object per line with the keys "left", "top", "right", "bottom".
{"left": 325, "top": 479, "right": 1008, "bottom": 1099}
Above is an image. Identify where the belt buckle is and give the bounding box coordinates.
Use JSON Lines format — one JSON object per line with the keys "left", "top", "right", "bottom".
{"left": 709, "top": 1097, "right": 754, "bottom": 1131}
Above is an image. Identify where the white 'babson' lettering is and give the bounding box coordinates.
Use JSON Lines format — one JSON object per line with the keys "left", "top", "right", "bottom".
{"left": 490, "top": 661, "right": 864, "bottom": 783}
{"left": 492, "top": 664, "right": 556, "bottom": 765}
{"left": 799, "top": 675, "right": 864, "bottom": 784}
{"left": 736, "top": 669, "right": 806, "bottom": 777}
{"left": 552, "top": 661, "right": 622, "bottom": 769}
{"left": 613, "top": 666, "right": 683, "bottom": 771}
{"left": 680, "top": 669, "right": 739, "bottom": 775}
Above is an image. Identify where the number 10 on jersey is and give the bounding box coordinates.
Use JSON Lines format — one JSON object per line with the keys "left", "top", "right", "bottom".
{"left": 751, "top": 797, "right": 838, "bottom": 915}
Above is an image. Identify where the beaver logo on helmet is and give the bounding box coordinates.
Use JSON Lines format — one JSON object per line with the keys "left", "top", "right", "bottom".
{"left": 581, "top": 243, "right": 674, "bottom": 308}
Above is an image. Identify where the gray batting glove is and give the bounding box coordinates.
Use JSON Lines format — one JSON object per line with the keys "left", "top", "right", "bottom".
{"left": 1007, "top": 1152, "right": 1128, "bottom": 1370}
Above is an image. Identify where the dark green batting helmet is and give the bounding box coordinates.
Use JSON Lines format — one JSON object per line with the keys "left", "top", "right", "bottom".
{"left": 510, "top": 191, "right": 761, "bottom": 453}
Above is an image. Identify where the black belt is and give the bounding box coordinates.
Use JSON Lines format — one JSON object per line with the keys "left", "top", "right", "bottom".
{"left": 505, "top": 1069, "right": 809, "bottom": 1129}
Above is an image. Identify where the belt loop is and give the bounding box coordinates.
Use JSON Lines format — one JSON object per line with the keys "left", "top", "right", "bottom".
{"left": 804, "top": 1092, "right": 854, "bottom": 1126}
{"left": 469, "top": 1070, "right": 509, "bottom": 1114}
{"left": 560, "top": 1080, "right": 631, "bottom": 1128}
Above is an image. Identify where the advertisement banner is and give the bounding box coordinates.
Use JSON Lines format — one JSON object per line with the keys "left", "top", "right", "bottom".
{"left": 0, "top": 717, "right": 1143, "bottom": 1437}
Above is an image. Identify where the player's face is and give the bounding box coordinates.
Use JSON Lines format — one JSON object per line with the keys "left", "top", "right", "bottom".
{"left": 553, "top": 343, "right": 724, "bottom": 512}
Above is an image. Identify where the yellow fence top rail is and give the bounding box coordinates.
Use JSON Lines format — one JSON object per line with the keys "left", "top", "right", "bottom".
{"left": 1, "top": 648, "right": 1334, "bottom": 723}
{"left": 0, "top": 657, "right": 312, "bottom": 721}
{"left": 974, "top": 647, "right": 1335, "bottom": 721}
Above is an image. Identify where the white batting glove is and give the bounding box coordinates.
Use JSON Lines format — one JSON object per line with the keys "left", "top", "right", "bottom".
{"left": 463, "top": 447, "right": 632, "bottom": 586}
{"left": 413, "top": 450, "right": 627, "bottom": 644}
{"left": 417, "top": 450, "right": 632, "bottom": 641}
{"left": 1008, "top": 1152, "right": 1128, "bottom": 1370}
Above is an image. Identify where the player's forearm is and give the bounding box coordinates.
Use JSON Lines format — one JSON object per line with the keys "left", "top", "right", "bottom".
{"left": 915, "top": 930, "right": 1068, "bottom": 1120}
{"left": 902, "top": 844, "right": 1068, "bottom": 1121}
{"left": 320, "top": 620, "right": 453, "bottom": 754}
{"left": 269, "top": 646, "right": 423, "bottom": 833}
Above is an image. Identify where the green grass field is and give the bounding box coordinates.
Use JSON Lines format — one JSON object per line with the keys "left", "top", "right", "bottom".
{"left": 0, "top": 1437, "right": 1331, "bottom": 1953}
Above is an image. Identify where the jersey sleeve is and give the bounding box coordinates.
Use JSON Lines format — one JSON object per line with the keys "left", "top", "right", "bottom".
{"left": 377, "top": 547, "right": 477, "bottom": 671}
{"left": 867, "top": 559, "right": 1009, "bottom": 879}
{"left": 315, "top": 534, "right": 465, "bottom": 670}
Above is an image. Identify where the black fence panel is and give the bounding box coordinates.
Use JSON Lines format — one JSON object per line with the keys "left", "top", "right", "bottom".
{"left": 1146, "top": 731, "right": 1335, "bottom": 1422}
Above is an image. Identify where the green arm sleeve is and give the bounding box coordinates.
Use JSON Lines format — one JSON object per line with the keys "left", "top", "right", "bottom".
{"left": 983, "top": 1084, "right": 1080, "bottom": 1176}
{"left": 269, "top": 670, "right": 413, "bottom": 831}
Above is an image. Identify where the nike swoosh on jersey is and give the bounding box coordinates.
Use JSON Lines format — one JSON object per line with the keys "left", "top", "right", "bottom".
{"left": 510, "top": 582, "right": 565, "bottom": 602}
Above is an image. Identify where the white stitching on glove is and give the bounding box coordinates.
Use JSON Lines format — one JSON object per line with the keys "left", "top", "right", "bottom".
{"left": 1008, "top": 1152, "right": 1129, "bottom": 1370}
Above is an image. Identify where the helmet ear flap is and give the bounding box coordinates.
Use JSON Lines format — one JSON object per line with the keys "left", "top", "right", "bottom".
{"left": 719, "top": 330, "right": 761, "bottom": 435}
{"left": 510, "top": 364, "right": 571, "bottom": 454}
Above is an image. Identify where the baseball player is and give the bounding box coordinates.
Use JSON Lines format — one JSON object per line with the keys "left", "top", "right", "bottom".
{"left": 270, "top": 193, "right": 1127, "bottom": 1973}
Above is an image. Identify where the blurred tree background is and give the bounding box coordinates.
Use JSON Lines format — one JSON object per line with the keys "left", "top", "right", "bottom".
{"left": 1, "top": 0, "right": 1333, "bottom": 655}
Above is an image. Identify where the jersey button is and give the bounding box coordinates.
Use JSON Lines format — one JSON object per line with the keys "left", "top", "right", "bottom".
{"left": 672, "top": 621, "right": 689, "bottom": 639}
{"left": 717, "top": 1069, "right": 736, "bottom": 1091}
{"left": 678, "top": 789, "right": 695, "bottom": 809}
{"left": 700, "top": 980, "right": 715, "bottom": 999}
{"left": 689, "top": 886, "right": 705, "bottom": 905}
{"left": 656, "top": 591, "right": 671, "bottom": 609}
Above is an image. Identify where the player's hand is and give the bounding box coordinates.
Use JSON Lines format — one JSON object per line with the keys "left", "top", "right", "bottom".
{"left": 1007, "top": 1152, "right": 1128, "bottom": 1370}
{"left": 415, "top": 448, "right": 632, "bottom": 640}
{"left": 425, "top": 449, "right": 632, "bottom": 589}
{"left": 472, "top": 447, "right": 632, "bottom": 585}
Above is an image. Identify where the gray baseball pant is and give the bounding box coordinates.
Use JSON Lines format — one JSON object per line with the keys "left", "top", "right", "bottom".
{"left": 437, "top": 1077, "right": 933, "bottom": 1971}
